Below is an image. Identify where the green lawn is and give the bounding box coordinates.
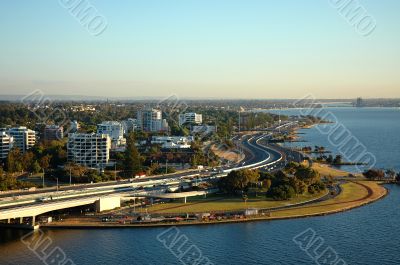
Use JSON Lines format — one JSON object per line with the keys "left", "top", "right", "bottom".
{"left": 140, "top": 191, "right": 327, "bottom": 214}
{"left": 270, "top": 181, "right": 384, "bottom": 217}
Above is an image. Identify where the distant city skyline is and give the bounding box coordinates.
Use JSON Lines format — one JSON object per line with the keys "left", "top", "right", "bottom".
{"left": 1, "top": 1, "right": 400, "bottom": 99}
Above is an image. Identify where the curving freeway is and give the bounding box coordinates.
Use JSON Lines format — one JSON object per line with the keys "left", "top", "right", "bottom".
{"left": 0, "top": 133, "right": 286, "bottom": 227}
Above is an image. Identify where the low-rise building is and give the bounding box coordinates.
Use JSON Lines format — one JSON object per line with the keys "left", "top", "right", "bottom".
{"left": 67, "top": 133, "right": 111, "bottom": 169}
{"left": 4, "top": 127, "right": 36, "bottom": 152}
{"left": 43, "top": 125, "right": 64, "bottom": 141}
{"left": 0, "top": 132, "right": 14, "bottom": 159}
{"left": 179, "top": 113, "right": 203, "bottom": 126}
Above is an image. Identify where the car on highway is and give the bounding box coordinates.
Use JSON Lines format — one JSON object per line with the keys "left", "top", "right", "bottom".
{"left": 38, "top": 197, "right": 51, "bottom": 202}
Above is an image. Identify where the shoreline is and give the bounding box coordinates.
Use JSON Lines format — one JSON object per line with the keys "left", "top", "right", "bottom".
{"left": 41, "top": 181, "right": 388, "bottom": 230}
{"left": 38, "top": 125, "right": 388, "bottom": 230}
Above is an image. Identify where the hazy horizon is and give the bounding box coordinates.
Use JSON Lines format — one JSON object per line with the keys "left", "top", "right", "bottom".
{"left": 1, "top": 1, "right": 400, "bottom": 99}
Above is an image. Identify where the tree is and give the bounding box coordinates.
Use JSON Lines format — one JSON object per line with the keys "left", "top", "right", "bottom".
{"left": 22, "top": 151, "right": 34, "bottom": 171}
{"left": 396, "top": 173, "right": 400, "bottom": 183}
{"left": 363, "top": 169, "right": 385, "bottom": 181}
{"left": 284, "top": 162, "right": 299, "bottom": 174}
{"left": 6, "top": 148, "right": 23, "bottom": 173}
{"left": 30, "top": 160, "right": 42, "bottom": 174}
{"left": 268, "top": 185, "right": 296, "bottom": 200}
{"left": 261, "top": 179, "right": 272, "bottom": 191}
{"left": 39, "top": 155, "right": 52, "bottom": 171}
{"left": 289, "top": 177, "right": 307, "bottom": 195}
{"left": 385, "top": 169, "right": 396, "bottom": 180}
{"left": 124, "top": 132, "right": 142, "bottom": 177}
{"left": 87, "top": 170, "right": 102, "bottom": 183}
{"left": 308, "top": 181, "right": 326, "bottom": 194}
{"left": 64, "top": 163, "right": 87, "bottom": 182}
{"left": 295, "top": 166, "right": 320, "bottom": 184}
{"left": 218, "top": 169, "right": 259, "bottom": 194}
{"left": 333, "top": 155, "right": 342, "bottom": 165}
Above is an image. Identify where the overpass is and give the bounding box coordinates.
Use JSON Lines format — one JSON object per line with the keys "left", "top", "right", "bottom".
{"left": 0, "top": 133, "right": 284, "bottom": 229}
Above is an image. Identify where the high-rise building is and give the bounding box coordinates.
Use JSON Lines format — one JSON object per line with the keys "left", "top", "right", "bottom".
{"left": 67, "top": 133, "right": 111, "bottom": 168}
{"left": 137, "top": 108, "right": 168, "bottom": 132}
{"left": 97, "top": 121, "right": 126, "bottom": 149}
{"left": 0, "top": 132, "right": 14, "bottom": 159}
{"left": 6, "top": 127, "right": 36, "bottom": 152}
{"left": 179, "top": 113, "right": 203, "bottom": 126}
{"left": 43, "top": 125, "right": 64, "bottom": 141}
{"left": 97, "top": 121, "right": 124, "bottom": 140}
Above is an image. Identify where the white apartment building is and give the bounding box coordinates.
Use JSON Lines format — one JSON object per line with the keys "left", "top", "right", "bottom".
{"left": 137, "top": 109, "right": 168, "bottom": 132}
{"left": 0, "top": 132, "right": 14, "bottom": 159}
{"left": 67, "top": 133, "right": 111, "bottom": 169}
{"left": 97, "top": 121, "right": 126, "bottom": 149}
{"left": 5, "top": 127, "right": 36, "bottom": 152}
{"left": 179, "top": 113, "right": 202, "bottom": 126}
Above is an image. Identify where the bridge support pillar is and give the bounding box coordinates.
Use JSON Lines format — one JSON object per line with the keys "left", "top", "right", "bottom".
{"left": 184, "top": 197, "right": 187, "bottom": 204}
{"left": 7, "top": 219, "right": 10, "bottom": 224}
{"left": 20, "top": 217, "right": 24, "bottom": 224}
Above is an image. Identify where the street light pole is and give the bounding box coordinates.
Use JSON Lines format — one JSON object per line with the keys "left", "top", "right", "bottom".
{"left": 42, "top": 169, "right": 45, "bottom": 188}
{"left": 69, "top": 168, "right": 72, "bottom": 186}
{"left": 114, "top": 162, "right": 117, "bottom": 181}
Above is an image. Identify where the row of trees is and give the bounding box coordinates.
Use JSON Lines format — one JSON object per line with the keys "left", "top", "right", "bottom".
{"left": 314, "top": 154, "right": 343, "bottom": 165}
{"left": 363, "top": 169, "right": 400, "bottom": 181}
{"left": 218, "top": 163, "right": 326, "bottom": 201}
{"left": 265, "top": 164, "right": 325, "bottom": 200}
{"left": 0, "top": 167, "right": 35, "bottom": 191}
{"left": 301, "top": 146, "right": 327, "bottom": 153}
{"left": 3, "top": 140, "right": 67, "bottom": 174}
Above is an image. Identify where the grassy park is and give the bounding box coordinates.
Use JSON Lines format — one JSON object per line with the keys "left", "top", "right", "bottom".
{"left": 140, "top": 191, "right": 328, "bottom": 214}
{"left": 269, "top": 181, "right": 386, "bottom": 218}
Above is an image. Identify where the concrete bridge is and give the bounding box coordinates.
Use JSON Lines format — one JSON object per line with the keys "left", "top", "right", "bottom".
{"left": 0, "top": 133, "right": 284, "bottom": 229}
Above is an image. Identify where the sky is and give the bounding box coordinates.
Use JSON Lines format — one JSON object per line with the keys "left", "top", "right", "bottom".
{"left": 0, "top": 0, "right": 399, "bottom": 99}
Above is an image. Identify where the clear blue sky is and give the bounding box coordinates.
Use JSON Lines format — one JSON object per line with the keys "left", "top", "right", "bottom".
{"left": 0, "top": 0, "right": 399, "bottom": 99}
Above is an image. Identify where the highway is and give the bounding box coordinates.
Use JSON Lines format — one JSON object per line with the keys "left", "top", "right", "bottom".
{"left": 0, "top": 133, "right": 286, "bottom": 223}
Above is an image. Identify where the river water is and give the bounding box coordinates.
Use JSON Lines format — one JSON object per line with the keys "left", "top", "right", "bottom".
{"left": 0, "top": 107, "right": 399, "bottom": 265}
